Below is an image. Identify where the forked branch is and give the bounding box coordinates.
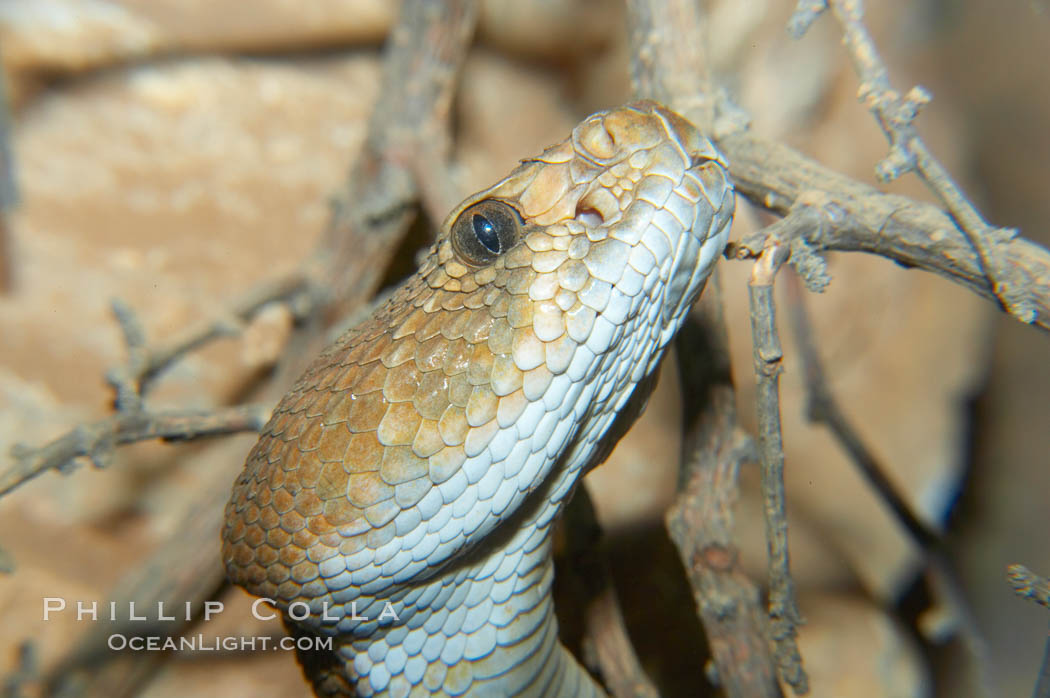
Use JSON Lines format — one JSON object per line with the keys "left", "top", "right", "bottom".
{"left": 3, "top": 404, "right": 269, "bottom": 498}
{"left": 790, "top": 0, "right": 1034, "bottom": 322}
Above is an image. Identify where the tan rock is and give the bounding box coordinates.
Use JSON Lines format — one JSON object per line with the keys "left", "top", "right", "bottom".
{"left": 790, "top": 592, "right": 931, "bottom": 698}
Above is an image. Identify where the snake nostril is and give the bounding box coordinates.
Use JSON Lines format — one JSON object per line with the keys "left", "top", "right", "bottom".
{"left": 575, "top": 204, "right": 604, "bottom": 229}
{"left": 576, "top": 188, "right": 617, "bottom": 228}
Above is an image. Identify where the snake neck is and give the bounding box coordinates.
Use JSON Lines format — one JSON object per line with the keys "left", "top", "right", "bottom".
{"left": 289, "top": 335, "right": 667, "bottom": 698}
{"left": 296, "top": 498, "right": 606, "bottom": 698}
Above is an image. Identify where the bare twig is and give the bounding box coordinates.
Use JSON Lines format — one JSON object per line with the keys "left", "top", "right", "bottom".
{"left": 720, "top": 133, "right": 1050, "bottom": 331}
{"left": 782, "top": 272, "right": 941, "bottom": 549}
{"left": 748, "top": 244, "right": 808, "bottom": 695}
{"left": 1008, "top": 565, "right": 1050, "bottom": 611}
{"left": 670, "top": 293, "right": 781, "bottom": 698}
{"left": 788, "top": 0, "right": 1035, "bottom": 323}
{"left": 1007, "top": 565, "right": 1050, "bottom": 698}
{"left": 727, "top": 202, "right": 830, "bottom": 294}
{"left": 2, "top": 405, "right": 269, "bottom": 498}
{"left": 2, "top": 268, "right": 307, "bottom": 499}
{"left": 105, "top": 271, "right": 312, "bottom": 407}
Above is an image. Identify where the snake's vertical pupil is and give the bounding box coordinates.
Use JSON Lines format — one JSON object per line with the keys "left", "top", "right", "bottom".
{"left": 472, "top": 214, "right": 500, "bottom": 254}
{"left": 450, "top": 200, "right": 522, "bottom": 266}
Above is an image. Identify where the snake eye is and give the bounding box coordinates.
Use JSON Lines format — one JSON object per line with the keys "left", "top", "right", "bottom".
{"left": 450, "top": 200, "right": 523, "bottom": 266}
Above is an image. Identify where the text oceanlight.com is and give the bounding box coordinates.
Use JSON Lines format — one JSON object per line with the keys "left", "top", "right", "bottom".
{"left": 107, "top": 634, "right": 334, "bottom": 653}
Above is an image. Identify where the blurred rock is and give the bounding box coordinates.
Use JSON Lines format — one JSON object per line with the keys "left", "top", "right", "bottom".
{"left": 792, "top": 592, "right": 931, "bottom": 698}
{"left": 0, "top": 0, "right": 621, "bottom": 103}
{"left": 0, "top": 0, "right": 392, "bottom": 100}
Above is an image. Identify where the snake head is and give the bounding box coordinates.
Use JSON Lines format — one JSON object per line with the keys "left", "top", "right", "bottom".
{"left": 222, "top": 102, "right": 733, "bottom": 647}
{"left": 429, "top": 100, "right": 733, "bottom": 344}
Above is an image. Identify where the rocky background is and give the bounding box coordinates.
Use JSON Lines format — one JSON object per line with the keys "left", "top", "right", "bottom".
{"left": 0, "top": 1, "right": 1046, "bottom": 696}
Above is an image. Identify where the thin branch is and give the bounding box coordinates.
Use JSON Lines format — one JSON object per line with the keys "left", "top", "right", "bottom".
{"left": 625, "top": 2, "right": 792, "bottom": 693}
{"left": 726, "top": 203, "right": 830, "bottom": 293}
{"left": 668, "top": 277, "right": 781, "bottom": 698}
{"left": 105, "top": 270, "right": 312, "bottom": 408}
{"left": 1007, "top": 565, "right": 1050, "bottom": 698}
{"left": 720, "top": 134, "right": 1050, "bottom": 331}
{"left": 2, "top": 405, "right": 269, "bottom": 497}
{"left": 748, "top": 244, "right": 808, "bottom": 695}
{"left": 783, "top": 272, "right": 942, "bottom": 549}
{"left": 788, "top": 0, "right": 1035, "bottom": 323}
{"left": 1008, "top": 565, "right": 1050, "bottom": 611}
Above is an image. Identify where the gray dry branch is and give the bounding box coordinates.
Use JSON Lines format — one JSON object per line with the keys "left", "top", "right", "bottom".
{"left": 1006, "top": 565, "right": 1050, "bottom": 698}
{"left": 747, "top": 246, "right": 808, "bottom": 695}
{"left": 790, "top": 0, "right": 1037, "bottom": 323}
{"left": 721, "top": 0, "right": 1050, "bottom": 332}
{"left": 3, "top": 404, "right": 269, "bottom": 498}
{"left": 669, "top": 279, "right": 781, "bottom": 698}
